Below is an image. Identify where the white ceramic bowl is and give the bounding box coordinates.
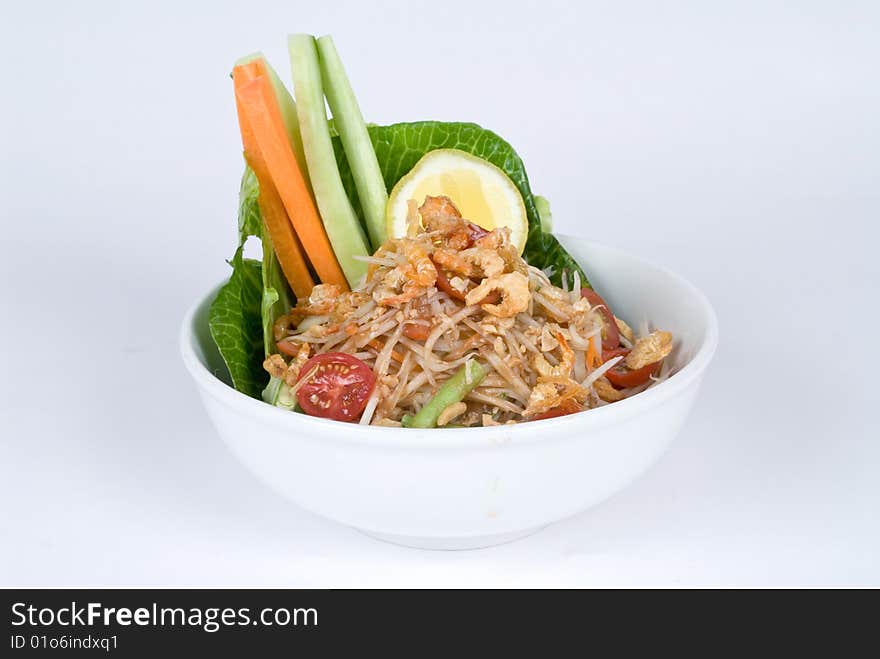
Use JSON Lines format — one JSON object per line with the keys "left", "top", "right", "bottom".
{"left": 181, "top": 237, "right": 717, "bottom": 549}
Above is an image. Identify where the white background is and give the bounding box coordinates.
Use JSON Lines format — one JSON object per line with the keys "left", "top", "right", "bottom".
{"left": 2, "top": 1, "right": 878, "bottom": 587}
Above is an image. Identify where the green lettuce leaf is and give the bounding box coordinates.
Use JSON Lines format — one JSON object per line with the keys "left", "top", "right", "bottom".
{"left": 208, "top": 166, "right": 277, "bottom": 399}
{"left": 208, "top": 246, "right": 266, "bottom": 398}
{"left": 333, "top": 121, "right": 588, "bottom": 286}
{"left": 259, "top": 234, "right": 294, "bottom": 405}
{"left": 237, "top": 166, "right": 262, "bottom": 241}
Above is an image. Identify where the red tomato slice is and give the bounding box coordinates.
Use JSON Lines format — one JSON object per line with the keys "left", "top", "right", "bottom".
{"left": 433, "top": 264, "right": 467, "bottom": 301}
{"left": 276, "top": 339, "right": 301, "bottom": 357}
{"left": 403, "top": 323, "right": 431, "bottom": 341}
{"left": 529, "top": 399, "right": 585, "bottom": 421}
{"left": 432, "top": 259, "right": 500, "bottom": 304}
{"left": 580, "top": 288, "right": 620, "bottom": 350}
{"left": 602, "top": 347, "right": 630, "bottom": 362}
{"left": 464, "top": 221, "right": 490, "bottom": 245}
{"left": 601, "top": 348, "right": 661, "bottom": 389}
{"left": 605, "top": 362, "right": 660, "bottom": 389}
{"left": 295, "top": 353, "right": 376, "bottom": 422}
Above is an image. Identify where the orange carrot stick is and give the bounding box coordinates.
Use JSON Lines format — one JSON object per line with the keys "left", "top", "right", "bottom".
{"left": 234, "top": 58, "right": 264, "bottom": 83}
{"left": 234, "top": 73, "right": 349, "bottom": 290}
{"left": 253, "top": 170, "right": 316, "bottom": 299}
{"left": 232, "top": 66, "right": 315, "bottom": 298}
{"left": 586, "top": 335, "right": 602, "bottom": 369}
{"left": 367, "top": 339, "right": 404, "bottom": 364}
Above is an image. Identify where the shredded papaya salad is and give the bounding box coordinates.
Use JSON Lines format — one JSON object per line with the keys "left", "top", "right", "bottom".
{"left": 209, "top": 34, "right": 675, "bottom": 428}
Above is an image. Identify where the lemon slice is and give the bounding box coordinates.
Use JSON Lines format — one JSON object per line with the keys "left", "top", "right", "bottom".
{"left": 386, "top": 149, "right": 529, "bottom": 254}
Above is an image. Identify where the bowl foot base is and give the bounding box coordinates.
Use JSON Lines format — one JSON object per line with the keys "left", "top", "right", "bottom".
{"left": 358, "top": 526, "right": 545, "bottom": 550}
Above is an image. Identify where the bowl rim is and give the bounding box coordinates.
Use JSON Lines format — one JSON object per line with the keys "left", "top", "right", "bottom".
{"left": 180, "top": 236, "right": 718, "bottom": 448}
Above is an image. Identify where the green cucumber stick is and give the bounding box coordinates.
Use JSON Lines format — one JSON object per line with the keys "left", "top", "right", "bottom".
{"left": 316, "top": 35, "right": 388, "bottom": 249}
{"left": 403, "top": 360, "right": 487, "bottom": 428}
{"left": 235, "top": 53, "right": 312, "bottom": 194}
{"left": 287, "top": 34, "right": 369, "bottom": 286}
{"left": 535, "top": 195, "right": 553, "bottom": 233}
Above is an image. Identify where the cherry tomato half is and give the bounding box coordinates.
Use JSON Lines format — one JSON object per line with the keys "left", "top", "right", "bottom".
{"left": 529, "top": 399, "right": 585, "bottom": 421}
{"left": 602, "top": 347, "right": 630, "bottom": 362}
{"left": 432, "top": 259, "right": 500, "bottom": 304}
{"left": 580, "top": 288, "right": 620, "bottom": 350}
{"left": 464, "top": 221, "right": 490, "bottom": 246}
{"left": 601, "top": 348, "right": 661, "bottom": 389}
{"left": 276, "top": 339, "right": 301, "bottom": 357}
{"left": 433, "top": 264, "right": 466, "bottom": 301}
{"left": 295, "top": 353, "right": 376, "bottom": 422}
